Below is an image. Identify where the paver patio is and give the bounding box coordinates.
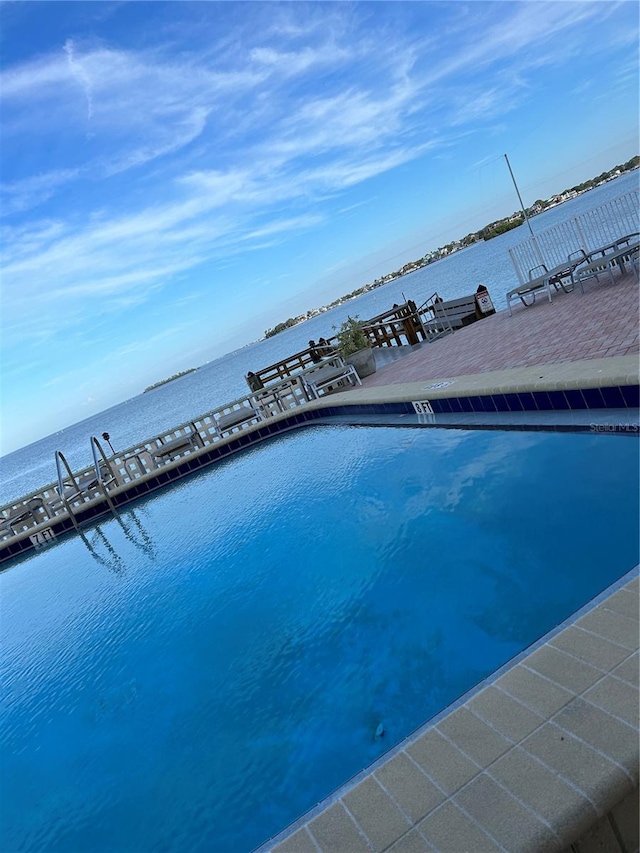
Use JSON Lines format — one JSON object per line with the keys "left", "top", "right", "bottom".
{"left": 362, "top": 270, "right": 639, "bottom": 388}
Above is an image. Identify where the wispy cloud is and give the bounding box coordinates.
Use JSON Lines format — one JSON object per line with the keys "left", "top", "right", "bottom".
{"left": 1, "top": 1, "right": 637, "bottom": 453}
{"left": 0, "top": 2, "right": 630, "bottom": 318}
{"left": 64, "top": 38, "right": 94, "bottom": 125}
{"left": 1, "top": 171, "right": 79, "bottom": 215}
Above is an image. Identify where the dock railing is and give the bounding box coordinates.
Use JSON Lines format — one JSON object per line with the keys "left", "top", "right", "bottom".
{"left": 0, "top": 299, "right": 432, "bottom": 551}
{"left": 363, "top": 301, "right": 426, "bottom": 346}
{"left": 415, "top": 292, "right": 455, "bottom": 340}
{"left": 252, "top": 301, "right": 427, "bottom": 387}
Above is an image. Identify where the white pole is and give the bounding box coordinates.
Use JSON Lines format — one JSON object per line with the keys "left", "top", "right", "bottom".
{"left": 505, "top": 153, "right": 545, "bottom": 267}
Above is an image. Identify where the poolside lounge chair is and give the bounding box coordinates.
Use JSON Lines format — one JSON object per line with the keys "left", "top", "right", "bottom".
{"left": 215, "top": 405, "right": 263, "bottom": 435}
{"left": 506, "top": 252, "right": 587, "bottom": 316}
{"left": 251, "top": 385, "right": 291, "bottom": 417}
{"left": 0, "top": 497, "right": 53, "bottom": 539}
{"left": 586, "top": 232, "right": 639, "bottom": 261}
{"left": 302, "top": 362, "right": 362, "bottom": 398}
{"left": 574, "top": 255, "right": 616, "bottom": 290}
{"left": 151, "top": 426, "right": 203, "bottom": 464}
{"left": 574, "top": 239, "right": 640, "bottom": 293}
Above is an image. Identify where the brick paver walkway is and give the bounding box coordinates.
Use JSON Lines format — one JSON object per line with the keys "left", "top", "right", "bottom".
{"left": 363, "top": 272, "right": 639, "bottom": 387}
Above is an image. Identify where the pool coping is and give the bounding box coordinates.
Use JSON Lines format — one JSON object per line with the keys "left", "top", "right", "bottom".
{"left": 305, "top": 353, "right": 640, "bottom": 412}
{"left": 258, "top": 568, "right": 640, "bottom": 853}
{"left": 1, "top": 354, "right": 638, "bottom": 566}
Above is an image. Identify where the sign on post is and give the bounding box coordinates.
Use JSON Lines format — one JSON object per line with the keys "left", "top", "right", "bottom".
{"left": 476, "top": 292, "right": 495, "bottom": 315}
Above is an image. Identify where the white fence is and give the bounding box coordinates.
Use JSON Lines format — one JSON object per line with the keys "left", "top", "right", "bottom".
{"left": 509, "top": 189, "right": 639, "bottom": 285}
{"left": 0, "top": 369, "right": 328, "bottom": 545}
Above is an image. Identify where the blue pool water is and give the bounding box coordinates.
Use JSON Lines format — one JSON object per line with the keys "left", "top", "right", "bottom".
{"left": 1, "top": 424, "right": 638, "bottom": 852}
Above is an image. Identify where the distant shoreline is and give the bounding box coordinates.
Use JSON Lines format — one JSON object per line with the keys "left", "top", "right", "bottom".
{"left": 144, "top": 368, "right": 196, "bottom": 393}
{"left": 262, "top": 159, "right": 639, "bottom": 341}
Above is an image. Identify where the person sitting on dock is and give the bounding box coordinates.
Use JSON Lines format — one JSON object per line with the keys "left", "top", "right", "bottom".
{"left": 308, "top": 341, "right": 322, "bottom": 363}
{"left": 245, "top": 371, "right": 264, "bottom": 392}
{"left": 317, "top": 337, "right": 332, "bottom": 357}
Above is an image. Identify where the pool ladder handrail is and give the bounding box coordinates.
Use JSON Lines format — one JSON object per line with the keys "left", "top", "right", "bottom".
{"left": 54, "top": 438, "right": 119, "bottom": 530}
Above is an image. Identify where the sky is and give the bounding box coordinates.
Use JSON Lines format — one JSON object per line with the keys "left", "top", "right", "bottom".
{"left": 1, "top": 1, "right": 638, "bottom": 455}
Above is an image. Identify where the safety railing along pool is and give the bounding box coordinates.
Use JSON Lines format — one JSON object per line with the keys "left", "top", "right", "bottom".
{"left": 1, "top": 355, "right": 639, "bottom": 566}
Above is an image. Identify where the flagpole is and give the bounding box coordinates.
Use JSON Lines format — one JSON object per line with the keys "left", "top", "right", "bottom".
{"left": 505, "top": 153, "right": 545, "bottom": 266}
{"left": 504, "top": 153, "right": 535, "bottom": 238}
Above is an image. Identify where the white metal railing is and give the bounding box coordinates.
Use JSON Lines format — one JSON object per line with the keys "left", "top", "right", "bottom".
{"left": 573, "top": 192, "right": 639, "bottom": 250}
{"left": 0, "top": 358, "right": 357, "bottom": 547}
{"left": 509, "top": 189, "right": 639, "bottom": 285}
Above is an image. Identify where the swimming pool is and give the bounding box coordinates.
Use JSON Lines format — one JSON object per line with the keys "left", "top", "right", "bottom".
{"left": 1, "top": 424, "right": 638, "bottom": 852}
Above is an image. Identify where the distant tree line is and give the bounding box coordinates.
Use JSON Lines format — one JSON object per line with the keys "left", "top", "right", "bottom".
{"left": 264, "top": 283, "right": 376, "bottom": 338}
{"left": 478, "top": 215, "right": 524, "bottom": 241}
{"left": 565, "top": 156, "right": 638, "bottom": 196}
{"left": 262, "top": 155, "right": 639, "bottom": 338}
{"left": 144, "top": 368, "right": 196, "bottom": 392}
{"left": 531, "top": 156, "right": 640, "bottom": 211}
{"left": 264, "top": 317, "right": 300, "bottom": 338}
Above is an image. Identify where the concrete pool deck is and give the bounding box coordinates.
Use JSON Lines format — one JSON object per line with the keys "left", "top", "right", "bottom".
{"left": 264, "top": 574, "right": 639, "bottom": 853}
{"left": 260, "top": 272, "right": 639, "bottom": 852}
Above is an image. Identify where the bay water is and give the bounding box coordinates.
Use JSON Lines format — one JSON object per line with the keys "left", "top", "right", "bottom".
{"left": 1, "top": 170, "right": 637, "bottom": 505}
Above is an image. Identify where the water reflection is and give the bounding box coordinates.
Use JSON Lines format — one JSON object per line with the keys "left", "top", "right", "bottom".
{"left": 78, "top": 505, "right": 156, "bottom": 571}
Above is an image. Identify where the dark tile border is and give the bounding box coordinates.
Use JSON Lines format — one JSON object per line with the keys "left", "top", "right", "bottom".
{"left": 424, "top": 385, "right": 639, "bottom": 415}
{"left": 1, "top": 386, "right": 637, "bottom": 567}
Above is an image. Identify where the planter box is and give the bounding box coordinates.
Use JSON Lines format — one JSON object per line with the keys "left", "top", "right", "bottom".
{"left": 345, "top": 347, "right": 376, "bottom": 378}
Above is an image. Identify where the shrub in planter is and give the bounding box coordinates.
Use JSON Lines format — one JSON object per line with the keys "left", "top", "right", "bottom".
{"left": 334, "top": 316, "right": 376, "bottom": 378}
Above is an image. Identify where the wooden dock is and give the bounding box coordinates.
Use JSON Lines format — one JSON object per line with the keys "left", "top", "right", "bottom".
{"left": 248, "top": 296, "right": 492, "bottom": 388}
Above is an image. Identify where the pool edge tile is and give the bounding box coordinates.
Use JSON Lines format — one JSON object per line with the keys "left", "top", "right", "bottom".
{"left": 258, "top": 571, "right": 640, "bottom": 853}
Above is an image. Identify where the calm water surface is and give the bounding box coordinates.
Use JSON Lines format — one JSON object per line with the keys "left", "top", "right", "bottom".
{"left": 1, "top": 425, "right": 638, "bottom": 852}
{"left": 1, "top": 171, "right": 637, "bottom": 505}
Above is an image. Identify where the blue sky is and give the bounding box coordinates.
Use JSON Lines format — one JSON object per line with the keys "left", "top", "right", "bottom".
{"left": 1, "top": 1, "right": 638, "bottom": 454}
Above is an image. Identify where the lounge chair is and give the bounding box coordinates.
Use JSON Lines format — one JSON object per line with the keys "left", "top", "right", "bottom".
{"left": 302, "top": 362, "right": 361, "bottom": 398}
{"left": 0, "top": 497, "right": 53, "bottom": 539}
{"left": 215, "top": 405, "right": 262, "bottom": 435}
{"left": 585, "top": 233, "right": 639, "bottom": 261}
{"left": 251, "top": 386, "right": 289, "bottom": 417}
{"left": 151, "top": 427, "right": 203, "bottom": 464}
{"left": 506, "top": 252, "right": 587, "bottom": 316}
{"left": 575, "top": 239, "right": 640, "bottom": 293}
